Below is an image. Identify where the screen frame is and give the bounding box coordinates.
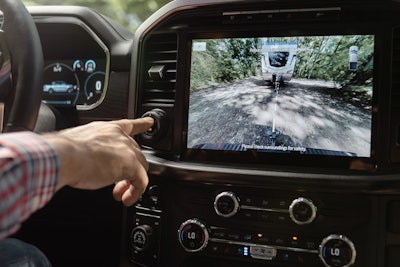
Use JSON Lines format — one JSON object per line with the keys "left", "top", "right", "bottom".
{"left": 181, "top": 26, "right": 380, "bottom": 171}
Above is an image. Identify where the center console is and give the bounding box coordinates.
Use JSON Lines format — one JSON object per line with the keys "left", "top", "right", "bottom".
{"left": 121, "top": 0, "right": 400, "bottom": 266}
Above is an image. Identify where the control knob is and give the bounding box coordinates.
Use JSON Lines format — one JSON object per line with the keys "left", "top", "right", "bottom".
{"left": 214, "top": 191, "right": 240, "bottom": 218}
{"left": 289, "top": 197, "right": 317, "bottom": 225}
{"left": 319, "top": 234, "right": 356, "bottom": 267}
{"left": 131, "top": 224, "right": 153, "bottom": 252}
{"left": 140, "top": 108, "right": 169, "bottom": 141}
{"left": 178, "top": 219, "right": 209, "bottom": 252}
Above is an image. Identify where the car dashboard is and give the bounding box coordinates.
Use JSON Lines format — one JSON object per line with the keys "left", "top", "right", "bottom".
{"left": 20, "top": 0, "right": 400, "bottom": 267}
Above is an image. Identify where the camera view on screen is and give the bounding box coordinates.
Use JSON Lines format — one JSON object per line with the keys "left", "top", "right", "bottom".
{"left": 187, "top": 35, "right": 374, "bottom": 157}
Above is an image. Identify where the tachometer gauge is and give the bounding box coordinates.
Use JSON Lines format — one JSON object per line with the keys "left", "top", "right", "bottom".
{"left": 43, "top": 62, "right": 80, "bottom": 106}
{"left": 83, "top": 71, "right": 106, "bottom": 106}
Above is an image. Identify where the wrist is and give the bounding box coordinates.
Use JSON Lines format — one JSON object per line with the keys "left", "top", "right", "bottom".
{"left": 42, "top": 133, "right": 76, "bottom": 191}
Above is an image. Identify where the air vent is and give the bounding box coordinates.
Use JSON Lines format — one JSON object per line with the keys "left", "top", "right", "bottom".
{"left": 140, "top": 33, "right": 177, "bottom": 107}
{"left": 392, "top": 27, "right": 400, "bottom": 109}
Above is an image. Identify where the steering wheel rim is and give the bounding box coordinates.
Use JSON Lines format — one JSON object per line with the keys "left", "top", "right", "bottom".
{"left": 0, "top": 0, "right": 43, "bottom": 132}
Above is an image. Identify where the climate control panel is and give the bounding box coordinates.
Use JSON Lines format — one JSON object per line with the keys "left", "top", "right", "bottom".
{"left": 127, "top": 181, "right": 373, "bottom": 267}
{"left": 178, "top": 218, "right": 356, "bottom": 267}
{"left": 174, "top": 184, "right": 370, "bottom": 267}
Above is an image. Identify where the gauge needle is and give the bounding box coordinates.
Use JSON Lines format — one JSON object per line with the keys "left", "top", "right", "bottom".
{"left": 87, "top": 92, "right": 93, "bottom": 100}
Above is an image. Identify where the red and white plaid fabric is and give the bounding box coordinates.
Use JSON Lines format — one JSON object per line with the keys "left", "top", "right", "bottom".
{"left": 0, "top": 132, "right": 59, "bottom": 239}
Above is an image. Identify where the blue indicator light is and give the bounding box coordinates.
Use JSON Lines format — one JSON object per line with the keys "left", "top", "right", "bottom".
{"left": 243, "top": 246, "right": 249, "bottom": 256}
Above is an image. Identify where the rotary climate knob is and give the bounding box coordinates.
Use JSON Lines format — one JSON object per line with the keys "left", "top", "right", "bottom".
{"left": 214, "top": 191, "right": 240, "bottom": 218}
{"left": 178, "top": 219, "right": 209, "bottom": 252}
{"left": 319, "top": 234, "right": 356, "bottom": 267}
{"left": 289, "top": 197, "right": 317, "bottom": 225}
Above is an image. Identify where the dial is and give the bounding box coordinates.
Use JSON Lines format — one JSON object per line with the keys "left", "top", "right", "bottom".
{"left": 131, "top": 225, "right": 153, "bottom": 252}
{"left": 178, "top": 219, "right": 209, "bottom": 252}
{"left": 82, "top": 71, "right": 106, "bottom": 106}
{"left": 214, "top": 191, "right": 240, "bottom": 218}
{"left": 319, "top": 234, "right": 356, "bottom": 267}
{"left": 289, "top": 197, "right": 317, "bottom": 225}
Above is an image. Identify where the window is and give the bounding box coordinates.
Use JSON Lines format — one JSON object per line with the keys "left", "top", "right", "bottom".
{"left": 23, "top": 0, "right": 171, "bottom": 32}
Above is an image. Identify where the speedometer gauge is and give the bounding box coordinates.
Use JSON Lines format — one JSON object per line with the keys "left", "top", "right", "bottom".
{"left": 43, "top": 63, "right": 80, "bottom": 106}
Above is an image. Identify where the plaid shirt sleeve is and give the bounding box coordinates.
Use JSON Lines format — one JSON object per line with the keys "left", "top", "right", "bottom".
{"left": 0, "top": 131, "right": 60, "bottom": 239}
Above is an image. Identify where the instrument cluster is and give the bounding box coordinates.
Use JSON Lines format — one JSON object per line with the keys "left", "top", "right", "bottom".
{"left": 43, "top": 59, "right": 107, "bottom": 108}
{"left": 35, "top": 17, "right": 110, "bottom": 110}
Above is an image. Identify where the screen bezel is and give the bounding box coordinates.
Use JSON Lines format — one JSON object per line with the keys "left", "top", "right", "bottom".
{"left": 181, "top": 28, "right": 379, "bottom": 171}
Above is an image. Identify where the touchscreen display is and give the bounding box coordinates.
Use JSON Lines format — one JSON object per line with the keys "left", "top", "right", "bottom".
{"left": 187, "top": 35, "right": 374, "bottom": 158}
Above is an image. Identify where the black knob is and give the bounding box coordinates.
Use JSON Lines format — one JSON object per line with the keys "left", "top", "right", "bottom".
{"left": 319, "top": 234, "right": 356, "bottom": 267}
{"left": 140, "top": 109, "right": 169, "bottom": 141}
{"left": 214, "top": 192, "right": 240, "bottom": 218}
{"left": 178, "top": 219, "right": 209, "bottom": 253}
{"left": 289, "top": 197, "right": 317, "bottom": 225}
{"left": 131, "top": 225, "right": 153, "bottom": 251}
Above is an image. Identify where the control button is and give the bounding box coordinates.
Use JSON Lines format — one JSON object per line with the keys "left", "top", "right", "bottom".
{"left": 178, "top": 219, "right": 209, "bottom": 253}
{"left": 131, "top": 225, "right": 153, "bottom": 251}
{"left": 259, "top": 198, "right": 271, "bottom": 208}
{"left": 319, "top": 235, "right": 356, "bottom": 267}
{"left": 210, "top": 228, "right": 227, "bottom": 239}
{"left": 140, "top": 108, "right": 169, "bottom": 141}
{"left": 249, "top": 245, "right": 277, "bottom": 260}
{"left": 208, "top": 243, "right": 222, "bottom": 254}
{"left": 288, "top": 236, "right": 300, "bottom": 247}
{"left": 226, "top": 232, "right": 240, "bottom": 241}
{"left": 278, "top": 250, "right": 319, "bottom": 265}
{"left": 304, "top": 240, "right": 318, "bottom": 250}
{"left": 256, "top": 233, "right": 271, "bottom": 245}
{"left": 276, "top": 199, "right": 289, "bottom": 209}
{"left": 273, "top": 236, "right": 287, "bottom": 246}
{"left": 214, "top": 192, "right": 240, "bottom": 218}
{"left": 289, "top": 197, "right": 317, "bottom": 225}
{"left": 274, "top": 213, "right": 291, "bottom": 223}
{"left": 242, "top": 196, "right": 255, "bottom": 205}
{"left": 240, "top": 210, "right": 256, "bottom": 220}
{"left": 258, "top": 211, "right": 272, "bottom": 221}
{"left": 242, "top": 233, "right": 253, "bottom": 242}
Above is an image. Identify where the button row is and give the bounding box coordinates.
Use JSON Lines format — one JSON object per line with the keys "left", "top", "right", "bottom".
{"left": 210, "top": 228, "right": 319, "bottom": 251}
{"left": 239, "top": 209, "right": 291, "bottom": 224}
{"left": 206, "top": 242, "right": 320, "bottom": 265}
{"left": 241, "top": 195, "right": 290, "bottom": 209}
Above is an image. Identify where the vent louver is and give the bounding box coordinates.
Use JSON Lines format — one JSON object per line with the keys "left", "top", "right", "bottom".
{"left": 392, "top": 27, "right": 400, "bottom": 109}
{"left": 141, "top": 33, "right": 177, "bottom": 107}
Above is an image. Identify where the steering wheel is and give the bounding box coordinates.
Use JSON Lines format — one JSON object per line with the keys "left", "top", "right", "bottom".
{"left": 0, "top": 0, "right": 43, "bottom": 132}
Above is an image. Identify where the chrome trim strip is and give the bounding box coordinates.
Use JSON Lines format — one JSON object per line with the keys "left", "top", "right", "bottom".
{"left": 240, "top": 205, "right": 289, "bottom": 214}
{"left": 136, "top": 212, "right": 161, "bottom": 219}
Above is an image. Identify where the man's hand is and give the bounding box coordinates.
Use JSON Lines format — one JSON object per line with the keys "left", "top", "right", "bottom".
{"left": 43, "top": 117, "right": 154, "bottom": 206}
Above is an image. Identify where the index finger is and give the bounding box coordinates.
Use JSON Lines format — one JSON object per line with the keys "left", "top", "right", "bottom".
{"left": 114, "top": 117, "right": 154, "bottom": 136}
